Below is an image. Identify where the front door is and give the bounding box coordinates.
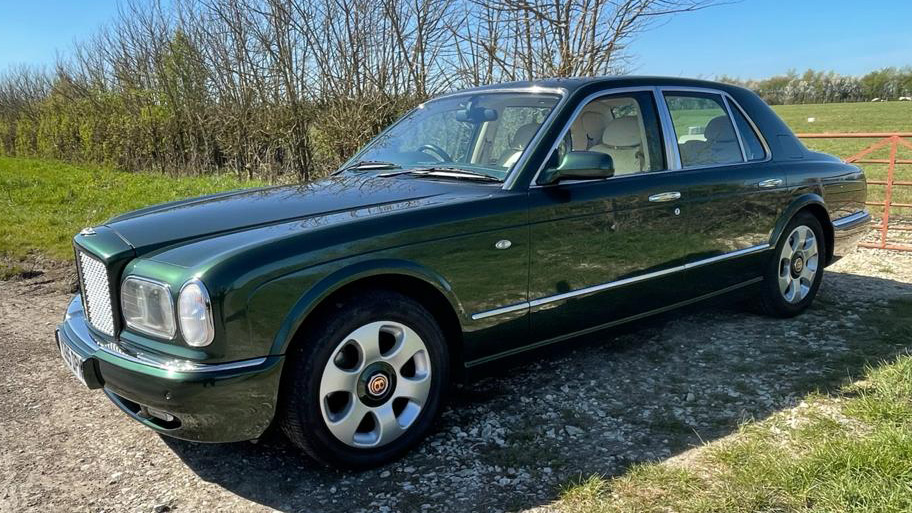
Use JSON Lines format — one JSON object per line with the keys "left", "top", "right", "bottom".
{"left": 527, "top": 90, "right": 696, "bottom": 343}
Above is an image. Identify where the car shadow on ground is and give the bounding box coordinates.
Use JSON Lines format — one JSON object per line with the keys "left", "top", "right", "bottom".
{"left": 163, "top": 270, "right": 912, "bottom": 513}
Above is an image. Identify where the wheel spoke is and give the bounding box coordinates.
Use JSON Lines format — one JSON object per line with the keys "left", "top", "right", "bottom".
{"left": 778, "top": 263, "right": 792, "bottom": 295}
{"left": 384, "top": 325, "right": 425, "bottom": 371}
{"left": 374, "top": 403, "right": 404, "bottom": 446}
{"left": 348, "top": 323, "right": 382, "bottom": 365}
{"left": 320, "top": 363, "right": 359, "bottom": 395}
{"left": 795, "top": 227, "right": 808, "bottom": 251}
{"left": 395, "top": 375, "right": 431, "bottom": 405}
{"left": 325, "top": 398, "right": 368, "bottom": 444}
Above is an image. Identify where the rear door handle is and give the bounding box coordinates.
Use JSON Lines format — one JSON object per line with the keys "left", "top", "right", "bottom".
{"left": 758, "top": 178, "right": 783, "bottom": 188}
{"left": 648, "top": 191, "right": 681, "bottom": 202}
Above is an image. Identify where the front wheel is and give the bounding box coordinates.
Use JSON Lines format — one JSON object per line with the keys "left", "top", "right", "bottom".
{"left": 759, "top": 212, "right": 826, "bottom": 317}
{"left": 280, "top": 290, "right": 449, "bottom": 469}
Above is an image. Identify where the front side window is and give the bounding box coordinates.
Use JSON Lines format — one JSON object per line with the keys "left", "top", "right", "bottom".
{"left": 559, "top": 91, "right": 665, "bottom": 176}
{"left": 354, "top": 92, "right": 560, "bottom": 181}
{"left": 664, "top": 92, "right": 744, "bottom": 167}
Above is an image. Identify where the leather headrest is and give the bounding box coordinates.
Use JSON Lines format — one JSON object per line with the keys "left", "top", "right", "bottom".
{"left": 704, "top": 116, "right": 737, "bottom": 143}
{"left": 511, "top": 123, "right": 540, "bottom": 149}
{"left": 601, "top": 116, "right": 641, "bottom": 148}
{"left": 580, "top": 112, "right": 605, "bottom": 141}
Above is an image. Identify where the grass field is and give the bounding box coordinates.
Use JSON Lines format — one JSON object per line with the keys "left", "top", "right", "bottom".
{"left": 775, "top": 101, "right": 912, "bottom": 217}
{"left": 0, "top": 158, "right": 264, "bottom": 272}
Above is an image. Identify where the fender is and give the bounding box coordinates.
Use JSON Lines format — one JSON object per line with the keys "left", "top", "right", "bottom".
{"left": 269, "top": 258, "right": 465, "bottom": 356}
{"left": 769, "top": 192, "right": 834, "bottom": 263}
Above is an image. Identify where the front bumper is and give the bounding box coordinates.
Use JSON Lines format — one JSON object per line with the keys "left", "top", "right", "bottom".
{"left": 831, "top": 210, "right": 872, "bottom": 262}
{"left": 56, "top": 296, "right": 284, "bottom": 442}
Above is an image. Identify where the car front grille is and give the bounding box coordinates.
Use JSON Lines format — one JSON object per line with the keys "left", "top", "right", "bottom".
{"left": 76, "top": 250, "right": 115, "bottom": 336}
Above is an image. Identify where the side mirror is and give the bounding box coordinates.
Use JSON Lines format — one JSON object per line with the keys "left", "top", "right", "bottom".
{"left": 539, "top": 151, "right": 614, "bottom": 185}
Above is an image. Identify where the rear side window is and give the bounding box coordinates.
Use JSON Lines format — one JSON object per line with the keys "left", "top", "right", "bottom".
{"left": 730, "top": 105, "right": 766, "bottom": 161}
{"left": 664, "top": 92, "right": 743, "bottom": 167}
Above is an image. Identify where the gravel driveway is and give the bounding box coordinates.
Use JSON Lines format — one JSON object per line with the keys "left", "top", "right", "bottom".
{"left": 2, "top": 249, "right": 911, "bottom": 513}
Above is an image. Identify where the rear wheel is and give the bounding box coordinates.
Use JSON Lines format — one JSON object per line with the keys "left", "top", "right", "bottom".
{"left": 759, "top": 212, "right": 825, "bottom": 317}
{"left": 280, "top": 290, "right": 449, "bottom": 469}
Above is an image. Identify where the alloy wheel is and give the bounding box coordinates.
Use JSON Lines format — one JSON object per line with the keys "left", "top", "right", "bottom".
{"left": 777, "top": 225, "right": 819, "bottom": 303}
{"left": 319, "top": 321, "right": 431, "bottom": 448}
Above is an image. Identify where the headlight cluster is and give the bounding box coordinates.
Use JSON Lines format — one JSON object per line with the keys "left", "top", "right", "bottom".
{"left": 121, "top": 277, "right": 214, "bottom": 347}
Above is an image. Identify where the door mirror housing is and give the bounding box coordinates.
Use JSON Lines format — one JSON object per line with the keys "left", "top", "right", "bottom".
{"left": 539, "top": 151, "right": 614, "bottom": 185}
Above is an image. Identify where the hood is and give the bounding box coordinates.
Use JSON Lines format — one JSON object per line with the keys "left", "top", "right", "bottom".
{"left": 105, "top": 173, "right": 479, "bottom": 253}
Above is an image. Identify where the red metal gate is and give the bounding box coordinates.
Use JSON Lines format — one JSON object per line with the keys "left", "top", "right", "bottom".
{"left": 796, "top": 132, "right": 912, "bottom": 251}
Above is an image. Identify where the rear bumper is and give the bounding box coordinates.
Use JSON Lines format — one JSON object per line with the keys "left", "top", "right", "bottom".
{"left": 831, "top": 211, "right": 871, "bottom": 262}
{"left": 56, "top": 296, "right": 284, "bottom": 442}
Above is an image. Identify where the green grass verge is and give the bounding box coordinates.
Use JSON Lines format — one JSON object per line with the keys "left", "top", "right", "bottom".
{"left": 0, "top": 157, "right": 265, "bottom": 263}
{"left": 558, "top": 298, "right": 912, "bottom": 513}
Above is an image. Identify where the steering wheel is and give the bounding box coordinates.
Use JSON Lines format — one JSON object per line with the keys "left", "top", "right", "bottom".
{"left": 417, "top": 143, "right": 453, "bottom": 163}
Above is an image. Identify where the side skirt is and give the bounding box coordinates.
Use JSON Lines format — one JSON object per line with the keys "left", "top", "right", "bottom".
{"left": 464, "top": 277, "right": 762, "bottom": 368}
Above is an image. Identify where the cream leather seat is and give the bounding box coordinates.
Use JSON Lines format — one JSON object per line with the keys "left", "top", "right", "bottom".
{"left": 590, "top": 116, "right": 644, "bottom": 175}
{"left": 499, "top": 123, "right": 540, "bottom": 168}
{"left": 570, "top": 111, "right": 606, "bottom": 150}
{"left": 681, "top": 115, "right": 741, "bottom": 166}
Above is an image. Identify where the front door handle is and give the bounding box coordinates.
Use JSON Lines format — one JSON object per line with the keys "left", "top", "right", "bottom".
{"left": 758, "top": 178, "right": 783, "bottom": 188}
{"left": 648, "top": 191, "right": 681, "bottom": 202}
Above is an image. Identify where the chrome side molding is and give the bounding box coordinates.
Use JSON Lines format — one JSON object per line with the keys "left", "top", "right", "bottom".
{"left": 471, "top": 243, "right": 771, "bottom": 320}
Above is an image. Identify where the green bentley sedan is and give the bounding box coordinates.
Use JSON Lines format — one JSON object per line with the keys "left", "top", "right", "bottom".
{"left": 56, "top": 77, "right": 870, "bottom": 468}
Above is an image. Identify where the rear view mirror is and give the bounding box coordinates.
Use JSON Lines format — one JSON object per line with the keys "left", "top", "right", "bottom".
{"left": 539, "top": 151, "right": 614, "bottom": 185}
{"left": 454, "top": 107, "right": 498, "bottom": 123}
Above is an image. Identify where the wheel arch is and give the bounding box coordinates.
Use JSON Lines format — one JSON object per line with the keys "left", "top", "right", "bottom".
{"left": 771, "top": 193, "right": 834, "bottom": 265}
{"left": 274, "top": 259, "right": 466, "bottom": 374}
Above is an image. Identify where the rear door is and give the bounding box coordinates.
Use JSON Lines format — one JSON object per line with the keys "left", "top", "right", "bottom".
{"left": 659, "top": 89, "right": 789, "bottom": 295}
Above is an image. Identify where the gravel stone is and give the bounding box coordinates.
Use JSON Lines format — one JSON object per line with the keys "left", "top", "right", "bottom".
{"left": 2, "top": 249, "right": 911, "bottom": 512}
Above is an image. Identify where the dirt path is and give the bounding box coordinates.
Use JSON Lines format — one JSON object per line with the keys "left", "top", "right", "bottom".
{"left": 2, "top": 250, "right": 911, "bottom": 513}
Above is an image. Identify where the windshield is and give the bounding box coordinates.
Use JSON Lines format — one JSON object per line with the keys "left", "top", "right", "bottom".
{"left": 349, "top": 92, "right": 561, "bottom": 181}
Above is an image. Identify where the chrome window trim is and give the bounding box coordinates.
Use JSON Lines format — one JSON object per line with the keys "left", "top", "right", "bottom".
{"left": 338, "top": 86, "right": 568, "bottom": 184}
{"left": 470, "top": 243, "right": 771, "bottom": 320}
{"left": 653, "top": 86, "right": 682, "bottom": 171}
{"left": 832, "top": 210, "right": 871, "bottom": 228}
{"left": 120, "top": 275, "right": 177, "bottom": 341}
{"left": 527, "top": 86, "right": 666, "bottom": 188}
{"left": 656, "top": 86, "right": 773, "bottom": 168}
{"left": 723, "top": 96, "right": 749, "bottom": 162}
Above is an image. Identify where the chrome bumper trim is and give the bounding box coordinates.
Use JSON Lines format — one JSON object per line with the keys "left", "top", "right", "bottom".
{"left": 62, "top": 295, "right": 267, "bottom": 373}
{"left": 832, "top": 210, "right": 871, "bottom": 229}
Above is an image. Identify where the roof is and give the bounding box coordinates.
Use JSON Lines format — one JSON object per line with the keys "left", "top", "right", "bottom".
{"left": 440, "top": 76, "right": 746, "bottom": 97}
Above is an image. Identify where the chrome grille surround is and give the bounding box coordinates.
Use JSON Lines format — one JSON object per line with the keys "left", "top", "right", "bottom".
{"left": 77, "top": 251, "right": 115, "bottom": 336}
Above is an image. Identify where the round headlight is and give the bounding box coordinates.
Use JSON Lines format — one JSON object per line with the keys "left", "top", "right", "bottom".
{"left": 178, "top": 279, "right": 215, "bottom": 347}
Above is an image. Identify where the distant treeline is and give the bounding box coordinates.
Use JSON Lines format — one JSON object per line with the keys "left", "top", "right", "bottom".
{"left": 0, "top": 0, "right": 908, "bottom": 181}
{"left": 0, "top": 0, "right": 715, "bottom": 181}
{"left": 719, "top": 68, "right": 912, "bottom": 105}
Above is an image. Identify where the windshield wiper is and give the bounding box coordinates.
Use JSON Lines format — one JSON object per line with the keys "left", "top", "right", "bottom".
{"left": 334, "top": 160, "right": 401, "bottom": 175}
{"left": 379, "top": 166, "right": 501, "bottom": 183}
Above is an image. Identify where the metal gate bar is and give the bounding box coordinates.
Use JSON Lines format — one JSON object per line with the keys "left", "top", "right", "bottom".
{"left": 796, "top": 132, "right": 912, "bottom": 251}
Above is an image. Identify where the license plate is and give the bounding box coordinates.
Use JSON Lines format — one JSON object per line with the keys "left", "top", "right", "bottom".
{"left": 59, "top": 339, "right": 87, "bottom": 386}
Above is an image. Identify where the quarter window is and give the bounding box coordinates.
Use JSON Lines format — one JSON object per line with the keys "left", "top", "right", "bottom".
{"left": 664, "top": 92, "right": 743, "bottom": 167}
{"left": 730, "top": 105, "right": 766, "bottom": 161}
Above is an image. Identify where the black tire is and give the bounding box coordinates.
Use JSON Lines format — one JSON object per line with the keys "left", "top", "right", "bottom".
{"left": 279, "top": 289, "right": 449, "bottom": 469}
{"left": 759, "top": 211, "right": 826, "bottom": 318}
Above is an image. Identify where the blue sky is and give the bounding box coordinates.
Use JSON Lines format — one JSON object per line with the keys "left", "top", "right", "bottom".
{"left": 0, "top": 0, "right": 910, "bottom": 79}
